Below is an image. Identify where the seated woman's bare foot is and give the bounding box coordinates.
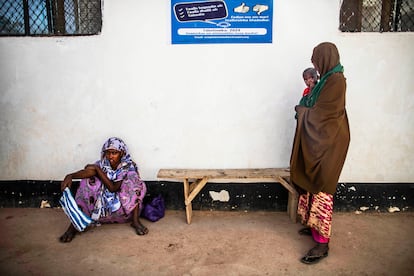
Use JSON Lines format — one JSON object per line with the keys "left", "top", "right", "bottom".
{"left": 131, "top": 221, "right": 149, "bottom": 235}
{"left": 59, "top": 224, "right": 78, "bottom": 243}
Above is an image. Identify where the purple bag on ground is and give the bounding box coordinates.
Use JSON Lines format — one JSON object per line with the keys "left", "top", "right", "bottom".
{"left": 142, "top": 194, "right": 165, "bottom": 222}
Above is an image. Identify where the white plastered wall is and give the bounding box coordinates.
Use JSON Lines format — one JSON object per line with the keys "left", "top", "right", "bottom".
{"left": 0, "top": 1, "right": 413, "bottom": 182}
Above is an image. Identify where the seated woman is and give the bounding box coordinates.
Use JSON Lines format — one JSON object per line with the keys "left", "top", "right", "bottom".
{"left": 60, "top": 137, "right": 148, "bottom": 243}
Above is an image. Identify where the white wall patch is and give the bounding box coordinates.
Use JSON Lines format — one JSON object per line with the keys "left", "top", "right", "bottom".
{"left": 209, "top": 190, "right": 230, "bottom": 202}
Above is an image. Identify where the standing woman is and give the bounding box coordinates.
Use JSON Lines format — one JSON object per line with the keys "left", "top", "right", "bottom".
{"left": 59, "top": 137, "right": 148, "bottom": 242}
{"left": 290, "top": 42, "right": 350, "bottom": 264}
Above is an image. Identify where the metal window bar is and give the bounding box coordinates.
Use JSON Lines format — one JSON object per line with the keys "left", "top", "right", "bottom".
{"left": 340, "top": 0, "right": 413, "bottom": 32}
{"left": 0, "top": 0, "right": 102, "bottom": 36}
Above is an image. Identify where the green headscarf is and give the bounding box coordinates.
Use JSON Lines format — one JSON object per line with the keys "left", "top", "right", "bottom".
{"left": 299, "top": 63, "right": 344, "bottom": 108}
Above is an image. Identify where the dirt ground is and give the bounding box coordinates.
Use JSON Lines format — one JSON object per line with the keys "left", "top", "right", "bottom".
{"left": 0, "top": 208, "right": 413, "bottom": 276}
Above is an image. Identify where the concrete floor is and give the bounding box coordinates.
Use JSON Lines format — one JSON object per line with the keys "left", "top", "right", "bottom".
{"left": 0, "top": 208, "right": 413, "bottom": 276}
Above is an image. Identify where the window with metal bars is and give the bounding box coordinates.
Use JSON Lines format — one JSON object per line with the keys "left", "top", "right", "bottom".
{"left": 340, "top": 0, "right": 414, "bottom": 32}
{"left": 0, "top": 0, "right": 102, "bottom": 36}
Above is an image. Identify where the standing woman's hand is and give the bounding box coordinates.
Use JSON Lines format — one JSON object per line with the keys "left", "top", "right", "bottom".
{"left": 295, "top": 105, "right": 305, "bottom": 113}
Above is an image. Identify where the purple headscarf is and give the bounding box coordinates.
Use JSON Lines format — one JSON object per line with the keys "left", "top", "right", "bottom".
{"left": 98, "top": 137, "right": 138, "bottom": 181}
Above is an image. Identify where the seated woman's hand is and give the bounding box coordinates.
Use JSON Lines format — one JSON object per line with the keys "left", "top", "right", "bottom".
{"left": 61, "top": 175, "right": 73, "bottom": 191}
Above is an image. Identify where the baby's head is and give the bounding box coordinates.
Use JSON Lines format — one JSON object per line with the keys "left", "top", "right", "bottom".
{"left": 303, "top": 68, "right": 318, "bottom": 89}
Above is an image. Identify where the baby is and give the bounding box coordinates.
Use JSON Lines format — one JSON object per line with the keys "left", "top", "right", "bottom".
{"left": 302, "top": 67, "right": 318, "bottom": 97}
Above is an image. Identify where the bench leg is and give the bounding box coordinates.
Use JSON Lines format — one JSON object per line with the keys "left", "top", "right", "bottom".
{"left": 183, "top": 177, "right": 209, "bottom": 224}
{"left": 277, "top": 176, "right": 298, "bottom": 223}
{"left": 287, "top": 192, "right": 299, "bottom": 223}
{"left": 183, "top": 179, "right": 192, "bottom": 224}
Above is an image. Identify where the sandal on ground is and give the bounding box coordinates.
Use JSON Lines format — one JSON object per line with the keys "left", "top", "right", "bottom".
{"left": 300, "top": 243, "right": 329, "bottom": 265}
{"left": 298, "top": 227, "right": 312, "bottom": 236}
{"left": 300, "top": 251, "right": 328, "bottom": 264}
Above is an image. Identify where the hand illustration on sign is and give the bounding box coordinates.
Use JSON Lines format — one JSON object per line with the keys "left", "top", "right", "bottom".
{"left": 234, "top": 3, "right": 249, "bottom": 13}
{"left": 253, "top": 4, "right": 268, "bottom": 15}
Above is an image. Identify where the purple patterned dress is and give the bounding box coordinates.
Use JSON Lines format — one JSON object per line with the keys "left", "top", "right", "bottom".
{"left": 75, "top": 137, "right": 147, "bottom": 224}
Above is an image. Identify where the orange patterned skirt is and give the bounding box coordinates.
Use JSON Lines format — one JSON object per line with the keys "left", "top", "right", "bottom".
{"left": 297, "top": 192, "right": 333, "bottom": 240}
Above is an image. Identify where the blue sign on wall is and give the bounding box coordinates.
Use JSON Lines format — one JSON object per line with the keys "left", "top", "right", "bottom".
{"left": 171, "top": 0, "right": 273, "bottom": 44}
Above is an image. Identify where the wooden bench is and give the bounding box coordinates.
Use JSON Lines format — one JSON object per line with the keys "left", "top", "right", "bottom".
{"left": 157, "top": 168, "right": 298, "bottom": 224}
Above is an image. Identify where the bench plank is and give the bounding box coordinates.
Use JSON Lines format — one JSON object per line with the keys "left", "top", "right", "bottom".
{"left": 157, "top": 168, "right": 290, "bottom": 180}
